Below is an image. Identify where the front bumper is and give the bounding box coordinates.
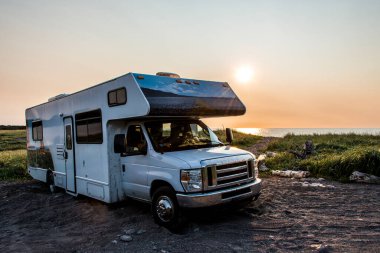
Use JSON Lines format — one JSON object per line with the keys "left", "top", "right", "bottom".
{"left": 176, "top": 178, "right": 262, "bottom": 208}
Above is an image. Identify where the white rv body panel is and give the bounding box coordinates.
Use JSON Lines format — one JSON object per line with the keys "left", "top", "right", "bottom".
{"left": 26, "top": 73, "right": 150, "bottom": 202}
{"left": 29, "top": 167, "right": 48, "bottom": 182}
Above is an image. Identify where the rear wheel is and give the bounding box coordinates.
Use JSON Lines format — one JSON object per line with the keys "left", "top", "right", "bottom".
{"left": 151, "top": 186, "right": 184, "bottom": 230}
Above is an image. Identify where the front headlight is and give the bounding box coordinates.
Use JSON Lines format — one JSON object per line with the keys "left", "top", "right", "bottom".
{"left": 181, "top": 169, "right": 202, "bottom": 192}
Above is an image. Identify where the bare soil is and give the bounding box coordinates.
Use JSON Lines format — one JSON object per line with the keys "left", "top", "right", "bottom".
{"left": 1, "top": 177, "right": 379, "bottom": 253}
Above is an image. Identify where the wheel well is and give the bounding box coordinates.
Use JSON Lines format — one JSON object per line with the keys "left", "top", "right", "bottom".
{"left": 150, "top": 180, "right": 174, "bottom": 198}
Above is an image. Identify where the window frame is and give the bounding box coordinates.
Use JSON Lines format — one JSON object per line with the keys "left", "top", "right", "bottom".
{"left": 65, "top": 125, "right": 73, "bottom": 150}
{"left": 124, "top": 124, "right": 147, "bottom": 156}
{"left": 107, "top": 87, "right": 127, "bottom": 107}
{"left": 75, "top": 109, "right": 103, "bottom": 144}
{"left": 32, "top": 121, "right": 43, "bottom": 141}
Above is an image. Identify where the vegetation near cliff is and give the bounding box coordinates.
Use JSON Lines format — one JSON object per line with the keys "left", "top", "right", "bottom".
{"left": 0, "top": 130, "right": 28, "bottom": 180}
{"left": 1, "top": 129, "right": 379, "bottom": 181}
{"left": 264, "top": 134, "right": 380, "bottom": 181}
{"left": 0, "top": 130, "right": 26, "bottom": 151}
{"left": 0, "top": 149, "right": 27, "bottom": 180}
{"left": 0, "top": 125, "right": 25, "bottom": 130}
{"left": 213, "top": 129, "right": 263, "bottom": 148}
{"left": 215, "top": 130, "right": 380, "bottom": 181}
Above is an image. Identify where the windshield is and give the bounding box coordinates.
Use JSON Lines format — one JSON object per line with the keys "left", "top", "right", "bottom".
{"left": 145, "top": 119, "right": 222, "bottom": 152}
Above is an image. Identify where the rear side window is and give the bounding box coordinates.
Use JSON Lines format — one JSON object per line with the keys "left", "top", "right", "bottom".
{"left": 108, "top": 87, "right": 127, "bottom": 107}
{"left": 75, "top": 109, "right": 103, "bottom": 144}
{"left": 32, "top": 121, "right": 43, "bottom": 141}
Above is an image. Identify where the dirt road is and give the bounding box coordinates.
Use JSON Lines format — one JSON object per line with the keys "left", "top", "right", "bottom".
{"left": 1, "top": 177, "right": 379, "bottom": 252}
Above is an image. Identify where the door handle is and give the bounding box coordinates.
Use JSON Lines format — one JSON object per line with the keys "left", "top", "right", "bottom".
{"left": 122, "top": 165, "right": 126, "bottom": 172}
{"left": 64, "top": 151, "right": 68, "bottom": 159}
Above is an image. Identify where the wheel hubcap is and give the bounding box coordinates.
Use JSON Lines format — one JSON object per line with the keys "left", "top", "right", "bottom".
{"left": 156, "top": 196, "right": 174, "bottom": 222}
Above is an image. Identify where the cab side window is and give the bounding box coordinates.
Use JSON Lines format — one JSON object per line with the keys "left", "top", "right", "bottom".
{"left": 126, "top": 125, "right": 147, "bottom": 155}
{"left": 108, "top": 87, "right": 127, "bottom": 107}
{"left": 32, "top": 121, "right": 43, "bottom": 141}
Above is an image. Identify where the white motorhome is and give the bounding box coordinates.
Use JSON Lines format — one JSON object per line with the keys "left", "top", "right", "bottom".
{"left": 25, "top": 72, "right": 262, "bottom": 228}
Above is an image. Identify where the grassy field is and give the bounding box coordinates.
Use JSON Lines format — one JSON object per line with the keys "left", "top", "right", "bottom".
{"left": 0, "top": 130, "right": 28, "bottom": 180}
{"left": 264, "top": 133, "right": 380, "bottom": 181}
{"left": 0, "top": 130, "right": 26, "bottom": 151}
{"left": 1, "top": 129, "right": 379, "bottom": 181}
{"left": 213, "top": 129, "right": 263, "bottom": 149}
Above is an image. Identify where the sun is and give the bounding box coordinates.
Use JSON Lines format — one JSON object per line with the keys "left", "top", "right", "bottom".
{"left": 235, "top": 66, "right": 254, "bottom": 83}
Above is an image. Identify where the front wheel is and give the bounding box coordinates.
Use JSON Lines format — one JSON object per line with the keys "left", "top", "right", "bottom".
{"left": 151, "top": 186, "right": 185, "bottom": 230}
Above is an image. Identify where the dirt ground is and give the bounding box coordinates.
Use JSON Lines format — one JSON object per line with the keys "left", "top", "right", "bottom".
{"left": 1, "top": 177, "right": 379, "bottom": 253}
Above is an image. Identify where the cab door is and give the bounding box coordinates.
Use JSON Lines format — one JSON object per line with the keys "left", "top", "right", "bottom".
{"left": 120, "top": 124, "right": 150, "bottom": 200}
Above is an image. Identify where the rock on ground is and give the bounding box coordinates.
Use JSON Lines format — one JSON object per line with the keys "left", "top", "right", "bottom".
{"left": 349, "top": 171, "right": 380, "bottom": 184}
{"left": 272, "top": 170, "right": 310, "bottom": 178}
{"left": 120, "top": 235, "right": 132, "bottom": 242}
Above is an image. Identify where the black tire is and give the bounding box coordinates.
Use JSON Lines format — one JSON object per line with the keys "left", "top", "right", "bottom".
{"left": 46, "top": 171, "right": 56, "bottom": 193}
{"left": 151, "top": 186, "right": 185, "bottom": 230}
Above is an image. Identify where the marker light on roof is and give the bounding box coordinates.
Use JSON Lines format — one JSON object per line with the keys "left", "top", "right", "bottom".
{"left": 156, "top": 72, "right": 180, "bottom": 78}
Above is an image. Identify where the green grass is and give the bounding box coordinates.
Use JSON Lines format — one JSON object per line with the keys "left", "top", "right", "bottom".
{"left": 214, "top": 129, "right": 263, "bottom": 149}
{"left": 265, "top": 133, "right": 380, "bottom": 181}
{"left": 0, "top": 130, "right": 28, "bottom": 180}
{"left": 0, "top": 150, "right": 28, "bottom": 180}
{"left": 0, "top": 130, "right": 26, "bottom": 151}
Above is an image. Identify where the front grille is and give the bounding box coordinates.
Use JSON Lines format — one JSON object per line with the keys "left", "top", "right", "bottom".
{"left": 216, "top": 161, "right": 249, "bottom": 186}
{"left": 218, "top": 175, "right": 248, "bottom": 185}
{"left": 203, "top": 159, "right": 254, "bottom": 190}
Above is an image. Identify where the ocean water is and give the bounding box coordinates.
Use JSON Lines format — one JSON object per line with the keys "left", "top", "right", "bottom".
{"left": 235, "top": 128, "right": 380, "bottom": 137}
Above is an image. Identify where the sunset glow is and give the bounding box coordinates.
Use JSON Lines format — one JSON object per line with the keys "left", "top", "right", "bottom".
{"left": 235, "top": 66, "right": 254, "bottom": 84}
{"left": 0, "top": 1, "right": 379, "bottom": 128}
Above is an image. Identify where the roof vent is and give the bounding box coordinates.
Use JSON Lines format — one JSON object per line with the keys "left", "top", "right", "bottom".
{"left": 156, "top": 72, "right": 180, "bottom": 78}
{"left": 48, "top": 93, "right": 69, "bottom": 102}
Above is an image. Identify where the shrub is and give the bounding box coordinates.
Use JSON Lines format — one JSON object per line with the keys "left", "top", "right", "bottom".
{"left": 266, "top": 148, "right": 380, "bottom": 181}
{"left": 0, "top": 130, "right": 26, "bottom": 151}
{"left": 0, "top": 150, "right": 28, "bottom": 180}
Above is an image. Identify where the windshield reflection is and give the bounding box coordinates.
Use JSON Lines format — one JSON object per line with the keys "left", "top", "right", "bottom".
{"left": 145, "top": 120, "right": 222, "bottom": 152}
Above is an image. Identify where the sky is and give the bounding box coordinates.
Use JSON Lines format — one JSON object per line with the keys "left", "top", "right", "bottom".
{"left": 0, "top": 0, "right": 379, "bottom": 128}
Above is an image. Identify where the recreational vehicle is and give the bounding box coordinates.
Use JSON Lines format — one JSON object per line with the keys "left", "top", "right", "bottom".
{"left": 25, "top": 72, "right": 262, "bottom": 228}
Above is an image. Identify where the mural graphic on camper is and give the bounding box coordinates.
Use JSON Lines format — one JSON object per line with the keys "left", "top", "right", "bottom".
{"left": 133, "top": 74, "right": 246, "bottom": 116}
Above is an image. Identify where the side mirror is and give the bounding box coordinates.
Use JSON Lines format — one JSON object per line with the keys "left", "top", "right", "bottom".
{"left": 226, "top": 128, "right": 233, "bottom": 144}
{"left": 114, "top": 134, "right": 126, "bottom": 153}
{"left": 141, "top": 141, "right": 148, "bottom": 155}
